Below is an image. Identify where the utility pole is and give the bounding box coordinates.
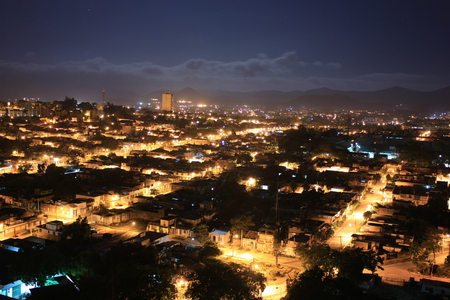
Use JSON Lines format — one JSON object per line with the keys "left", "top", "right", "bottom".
{"left": 275, "top": 173, "right": 281, "bottom": 222}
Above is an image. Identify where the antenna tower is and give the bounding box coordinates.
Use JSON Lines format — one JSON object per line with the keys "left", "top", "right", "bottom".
{"left": 102, "top": 87, "right": 106, "bottom": 105}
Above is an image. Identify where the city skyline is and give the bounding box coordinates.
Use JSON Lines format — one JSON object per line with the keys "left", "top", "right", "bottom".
{"left": 1, "top": 1, "right": 449, "bottom": 103}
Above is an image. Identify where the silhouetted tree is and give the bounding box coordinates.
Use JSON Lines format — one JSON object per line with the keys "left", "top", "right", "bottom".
{"left": 10, "top": 245, "right": 65, "bottom": 286}
{"left": 186, "top": 259, "right": 266, "bottom": 300}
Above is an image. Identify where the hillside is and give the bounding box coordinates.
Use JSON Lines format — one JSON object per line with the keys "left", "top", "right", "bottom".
{"left": 142, "top": 86, "right": 450, "bottom": 112}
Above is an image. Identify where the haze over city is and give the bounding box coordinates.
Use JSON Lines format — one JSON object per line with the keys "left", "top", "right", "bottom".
{"left": 1, "top": 0, "right": 450, "bottom": 103}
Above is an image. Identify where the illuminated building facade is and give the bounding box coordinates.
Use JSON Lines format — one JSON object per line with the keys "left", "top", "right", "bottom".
{"left": 162, "top": 91, "right": 174, "bottom": 112}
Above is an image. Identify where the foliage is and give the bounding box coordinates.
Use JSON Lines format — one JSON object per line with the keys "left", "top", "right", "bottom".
{"left": 60, "top": 216, "right": 92, "bottom": 245}
{"left": 0, "top": 136, "right": 30, "bottom": 156}
{"left": 333, "top": 248, "right": 383, "bottom": 282}
{"left": 76, "top": 243, "right": 176, "bottom": 300}
{"left": 396, "top": 141, "right": 435, "bottom": 166}
{"left": 295, "top": 244, "right": 383, "bottom": 280}
{"left": 213, "top": 171, "right": 261, "bottom": 221}
{"left": 315, "top": 226, "right": 334, "bottom": 243}
{"left": 372, "top": 173, "right": 382, "bottom": 182}
{"left": 287, "top": 179, "right": 298, "bottom": 193}
{"left": 295, "top": 244, "right": 335, "bottom": 274}
{"left": 230, "top": 214, "right": 254, "bottom": 238}
{"left": 288, "top": 245, "right": 386, "bottom": 300}
{"left": 196, "top": 240, "right": 222, "bottom": 260}
{"left": 69, "top": 250, "right": 103, "bottom": 279}
{"left": 301, "top": 180, "right": 310, "bottom": 193}
{"left": 410, "top": 228, "right": 441, "bottom": 274}
{"left": 185, "top": 259, "right": 266, "bottom": 300}
{"left": 100, "top": 137, "right": 121, "bottom": 150}
{"left": 10, "top": 245, "right": 66, "bottom": 286}
{"left": 236, "top": 153, "right": 253, "bottom": 165}
{"left": 363, "top": 210, "right": 373, "bottom": 221}
{"left": 272, "top": 226, "right": 288, "bottom": 267}
{"left": 284, "top": 267, "right": 363, "bottom": 300}
{"left": 194, "top": 224, "right": 211, "bottom": 243}
{"left": 410, "top": 243, "right": 434, "bottom": 274}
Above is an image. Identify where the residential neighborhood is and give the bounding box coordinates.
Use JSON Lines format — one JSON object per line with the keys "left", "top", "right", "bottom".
{"left": 1, "top": 97, "right": 450, "bottom": 299}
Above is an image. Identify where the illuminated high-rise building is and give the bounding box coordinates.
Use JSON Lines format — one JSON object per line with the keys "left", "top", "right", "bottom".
{"left": 161, "top": 91, "right": 174, "bottom": 112}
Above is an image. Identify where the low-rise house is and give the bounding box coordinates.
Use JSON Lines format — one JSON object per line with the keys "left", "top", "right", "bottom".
{"left": 285, "top": 234, "right": 312, "bottom": 256}
{"left": 147, "top": 216, "right": 176, "bottom": 234}
{"left": 256, "top": 226, "right": 276, "bottom": 252}
{"left": 0, "top": 238, "right": 40, "bottom": 253}
{"left": 210, "top": 227, "right": 231, "bottom": 247}
{"left": 392, "top": 185, "right": 430, "bottom": 206}
{"left": 421, "top": 278, "right": 450, "bottom": 296}
{"left": 0, "top": 249, "right": 29, "bottom": 299}
{"left": 76, "top": 191, "right": 110, "bottom": 208}
{"left": 0, "top": 216, "right": 47, "bottom": 239}
{"left": 129, "top": 206, "right": 166, "bottom": 221}
{"left": 171, "top": 223, "right": 194, "bottom": 239}
{"left": 40, "top": 199, "right": 93, "bottom": 221}
{"left": 36, "top": 220, "right": 64, "bottom": 241}
{"left": 92, "top": 209, "right": 131, "bottom": 225}
{"left": 125, "top": 231, "right": 169, "bottom": 247}
{"left": 177, "top": 213, "right": 203, "bottom": 227}
{"left": 242, "top": 230, "right": 259, "bottom": 250}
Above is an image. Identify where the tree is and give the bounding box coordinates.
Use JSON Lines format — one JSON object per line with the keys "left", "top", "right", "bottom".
{"left": 385, "top": 174, "right": 392, "bottom": 183}
{"left": 196, "top": 240, "right": 222, "bottom": 260}
{"left": 10, "top": 245, "right": 66, "bottom": 287}
{"left": 194, "top": 224, "right": 211, "bottom": 243}
{"left": 301, "top": 180, "right": 310, "bottom": 193}
{"left": 373, "top": 173, "right": 382, "bottom": 183}
{"left": 230, "top": 214, "right": 254, "bottom": 243}
{"left": 236, "top": 153, "right": 253, "bottom": 165}
{"left": 314, "top": 226, "right": 334, "bottom": 243}
{"left": 60, "top": 216, "right": 92, "bottom": 246}
{"left": 76, "top": 243, "right": 176, "bottom": 300}
{"left": 333, "top": 248, "right": 383, "bottom": 282}
{"left": 284, "top": 267, "right": 363, "bottom": 300}
{"left": 410, "top": 229, "right": 441, "bottom": 275}
{"left": 185, "top": 259, "right": 266, "bottom": 300}
{"left": 363, "top": 210, "right": 373, "bottom": 222}
{"left": 69, "top": 250, "right": 103, "bottom": 280}
{"left": 288, "top": 180, "right": 298, "bottom": 193}
{"left": 100, "top": 137, "right": 121, "bottom": 150}
{"left": 295, "top": 244, "right": 334, "bottom": 274}
{"left": 295, "top": 244, "right": 383, "bottom": 280}
{"left": 272, "top": 227, "right": 287, "bottom": 267}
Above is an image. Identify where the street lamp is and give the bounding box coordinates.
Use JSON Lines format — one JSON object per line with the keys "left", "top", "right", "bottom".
{"left": 275, "top": 172, "right": 281, "bottom": 222}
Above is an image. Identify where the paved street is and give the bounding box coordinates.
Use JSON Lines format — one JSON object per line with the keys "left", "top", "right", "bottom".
{"left": 379, "top": 252, "right": 450, "bottom": 283}
{"left": 328, "top": 178, "right": 386, "bottom": 249}
{"left": 218, "top": 246, "right": 302, "bottom": 299}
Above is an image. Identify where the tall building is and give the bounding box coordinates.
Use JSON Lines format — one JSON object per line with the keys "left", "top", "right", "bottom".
{"left": 161, "top": 91, "right": 174, "bottom": 112}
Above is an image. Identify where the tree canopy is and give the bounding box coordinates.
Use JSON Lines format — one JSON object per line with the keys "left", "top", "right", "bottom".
{"left": 185, "top": 259, "right": 266, "bottom": 300}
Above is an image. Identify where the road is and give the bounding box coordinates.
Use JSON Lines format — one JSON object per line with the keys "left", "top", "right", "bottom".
{"left": 328, "top": 178, "right": 386, "bottom": 249}
{"left": 218, "top": 246, "right": 302, "bottom": 299}
{"left": 379, "top": 252, "right": 450, "bottom": 283}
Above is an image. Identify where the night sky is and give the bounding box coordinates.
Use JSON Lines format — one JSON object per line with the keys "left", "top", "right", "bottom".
{"left": 1, "top": 0, "right": 449, "bottom": 103}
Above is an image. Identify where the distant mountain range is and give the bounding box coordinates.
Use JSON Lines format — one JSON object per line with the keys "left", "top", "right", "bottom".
{"left": 143, "top": 86, "right": 450, "bottom": 112}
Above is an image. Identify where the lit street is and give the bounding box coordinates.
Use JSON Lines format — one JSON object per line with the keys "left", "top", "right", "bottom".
{"left": 218, "top": 246, "right": 303, "bottom": 299}
{"left": 328, "top": 177, "right": 386, "bottom": 249}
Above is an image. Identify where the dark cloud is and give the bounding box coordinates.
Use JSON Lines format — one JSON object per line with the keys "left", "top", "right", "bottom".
{"left": 0, "top": 52, "right": 443, "bottom": 102}
{"left": 0, "top": 52, "right": 340, "bottom": 79}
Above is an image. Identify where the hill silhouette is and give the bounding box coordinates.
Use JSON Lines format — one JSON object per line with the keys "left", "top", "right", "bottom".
{"left": 141, "top": 86, "right": 450, "bottom": 112}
